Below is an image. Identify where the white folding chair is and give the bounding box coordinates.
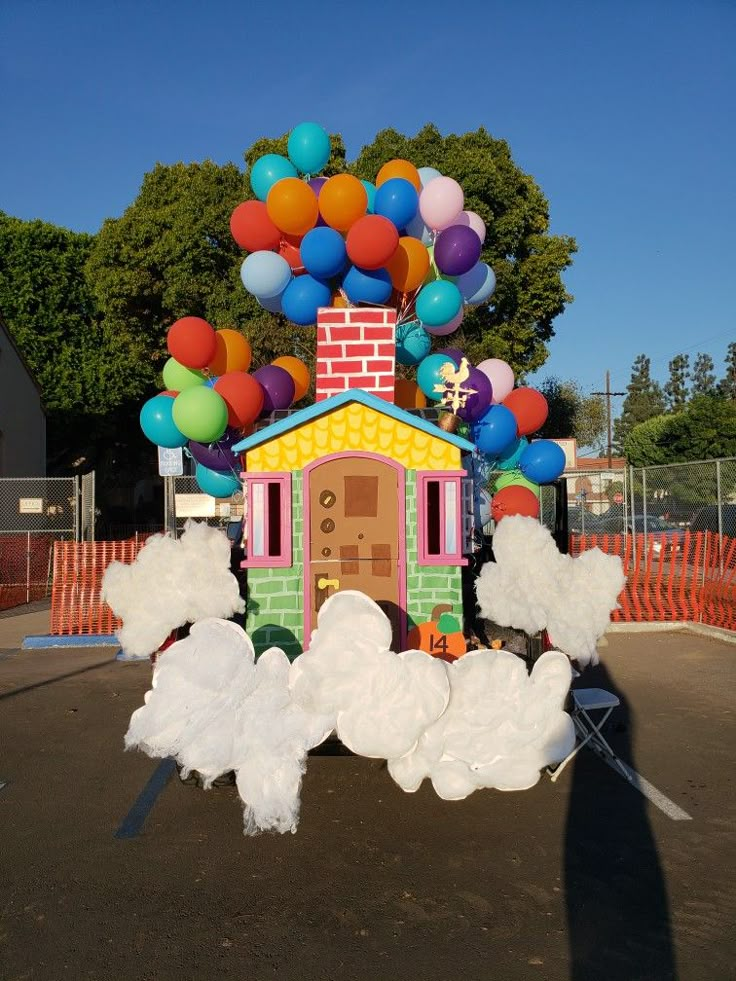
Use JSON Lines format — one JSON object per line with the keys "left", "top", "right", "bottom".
{"left": 549, "top": 688, "right": 631, "bottom": 782}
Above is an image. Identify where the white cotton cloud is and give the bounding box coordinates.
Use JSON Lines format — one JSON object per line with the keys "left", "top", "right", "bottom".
{"left": 101, "top": 521, "right": 245, "bottom": 657}
{"left": 475, "top": 516, "right": 625, "bottom": 667}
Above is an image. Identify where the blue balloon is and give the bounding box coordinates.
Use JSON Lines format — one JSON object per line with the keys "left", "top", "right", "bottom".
{"left": 240, "top": 251, "right": 292, "bottom": 300}
{"left": 416, "top": 280, "right": 462, "bottom": 327}
{"left": 395, "top": 320, "right": 431, "bottom": 366}
{"left": 195, "top": 462, "right": 241, "bottom": 499}
{"left": 496, "top": 436, "right": 528, "bottom": 471}
{"left": 455, "top": 262, "right": 496, "bottom": 306}
{"left": 249, "top": 154, "right": 297, "bottom": 202}
{"left": 361, "top": 180, "right": 377, "bottom": 214}
{"left": 472, "top": 405, "right": 518, "bottom": 457}
{"left": 280, "top": 274, "right": 332, "bottom": 326}
{"left": 287, "top": 122, "right": 331, "bottom": 174}
{"left": 417, "top": 352, "right": 458, "bottom": 401}
{"left": 418, "top": 166, "right": 442, "bottom": 187}
{"left": 374, "top": 178, "right": 419, "bottom": 230}
{"left": 140, "top": 395, "right": 188, "bottom": 448}
{"left": 205, "top": 375, "right": 219, "bottom": 388}
{"left": 300, "top": 227, "right": 347, "bottom": 280}
{"left": 258, "top": 292, "right": 284, "bottom": 314}
{"left": 342, "top": 265, "right": 392, "bottom": 305}
{"left": 519, "top": 440, "right": 566, "bottom": 484}
{"left": 404, "top": 210, "right": 432, "bottom": 245}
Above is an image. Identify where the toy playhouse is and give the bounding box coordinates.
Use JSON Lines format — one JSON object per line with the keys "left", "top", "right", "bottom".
{"left": 232, "top": 308, "right": 476, "bottom": 658}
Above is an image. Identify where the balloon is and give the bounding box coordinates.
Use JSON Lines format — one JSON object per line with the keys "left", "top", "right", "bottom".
{"left": 491, "top": 485, "right": 540, "bottom": 522}
{"left": 162, "top": 357, "right": 205, "bottom": 392}
{"left": 394, "top": 378, "right": 427, "bottom": 410}
{"left": 188, "top": 428, "right": 243, "bottom": 472}
{"left": 404, "top": 210, "right": 433, "bottom": 245}
{"left": 455, "top": 262, "right": 496, "bottom": 305}
{"left": 374, "top": 178, "right": 419, "bottom": 230}
{"left": 423, "top": 308, "right": 463, "bottom": 337}
{"left": 419, "top": 176, "right": 464, "bottom": 231}
{"left": 287, "top": 122, "right": 331, "bottom": 174}
{"left": 417, "top": 352, "right": 457, "bottom": 401}
{"left": 454, "top": 366, "right": 493, "bottom": 423}
{"left": 477, "top": 358, "right": 515, "bottom": 404}
{"left": 455, "top": 210, "right": 487, "bottom": 243}
{"left": 230, "top": 201, "right": 281, "bottom": 252}
{"left": 376, "top": 159, "right": 421, "bottom": 191}
{"left": 266, "top": 178, "right": 318, "bottom": 237}
{"left": 494, "top": 470, "right": 540, "bottom": 498}
{"left": 258, "top": 292, "right": 284, "bottom": 313}
{"left": 280, "top": 274, "right": 331, "bottom": 326}
{"left": 330, "top": 289, "right": 348, "bottom": 308}
{"left": 519, "top": 440, "right": 566, "bottom": 484}
{"left": 205, "top": 376, "right": 219, "bottom": 387}
{"left": 495, "top": 436, "right": 528, "bottom": 471}
{"left": 278, "top": 233, "right": 305, "bottom": 274}
{"left": 346, "top": 215, "right": 399, "bottom": 270}
{"left": 172, "top": 386, "right": 228, "bottom": 443}
{"left": 240, "top": 251, "right": 292, "bottom": 300}
{"left": 318, "top": 174, "right": 367, "bottom": 231}
{"left": 418, "top": 166, "right": 442, "bottom": 187}
{"left": 308, "top": 177, "right": 328, "bottom": 226}
{"left": 503, "top": 387, "right": 549, "bottom": 436}
{"left": 342, "top": 265, "right": 392, "bottom": 305}
{"left": 385, "top": 237, "right": 430, "bottom": 292}
{"left": 160, "top": 389, "right": 178, "bottom": 397}
{"left": 395, "top": 321, "right": 431, "bottom": 366}
{"left": 300, "top": 226, "right": 347, "bottom": 279}
{"left": 253, "top": 364, "right": 296, "bottom": 412}
{"left": 272, "top": 355, "right": 311, "bottom": 401}
{"left": 195, "top": 462, "right": 241, "bottom": 499}
{"left": 166, "top": 317, "right": 217, "bottom": 370}
{"left": 472, "top": 405, "right": 518, "bottom": 456}
{"left": 213, "top": 371, "right": 265, "bottom": 427}
{"left": 208, "top": 329, "right": 252, "bottom": 376}
{"left": 360, "top": 180, "right": 376, "bottom": 214}
{"left": 440, "top": 347, "right": 464, "bottom": 366}
{"left": 416, "top": 280, "right": 462, "bottom": 327}
{"left": 434, "top": 225, "right": 482, "bottom": 277}
{"left": 140, "top": 394, "right": 188, "bottom": 448}
{"left": 249, "top": 154, "right": 297, "bottom": 202}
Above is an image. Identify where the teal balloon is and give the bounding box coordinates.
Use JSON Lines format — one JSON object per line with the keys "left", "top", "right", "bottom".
{"left": 172, "top": 387, "right": 228, "bottom": 443}
{"left": 361, "top": 180, "right": 377, "bottom": 214}
{"left": 396, "top": 320, "right": 431, "bottom": 366}
{"left": 140, "top": 395, "right": 187, "bottom": 448}
{"left": 287, "top": 122, "right": 331, "bottom": 174}
{"left": 416, "top": 280, "right": 462, "bottom": 327}
{"left": 496, "top": 437, "right": 528, "bottom": 471}
{"left": 417, "top": 352, "right": 457, "bottom": 401}
{"left": 195, "top": 463, "right": 241, "bottom": 499}
{"left": 249, "top": 153, "right": 297, "bottom": 202}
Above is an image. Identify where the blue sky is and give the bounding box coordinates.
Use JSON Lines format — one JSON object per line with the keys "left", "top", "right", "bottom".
{"left": 2, "top": 0, "right": 734, "bottom": 414}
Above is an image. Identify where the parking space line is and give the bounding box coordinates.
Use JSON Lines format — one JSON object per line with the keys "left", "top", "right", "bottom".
{"left": 602, "top": 756, "right": 693, "bottom": 821}
{"left": 115, "top": 758, "right": 176, "bottom": 839}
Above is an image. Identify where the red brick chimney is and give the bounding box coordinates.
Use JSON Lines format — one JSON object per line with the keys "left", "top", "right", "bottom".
{"left": 315, "top": 307, "right": 396, "bottom": 403}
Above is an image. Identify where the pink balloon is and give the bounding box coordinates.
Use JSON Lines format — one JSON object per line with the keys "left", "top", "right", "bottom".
{"left": 477, "top": 358, "right": 515, "bottom": 404}
{"left": 419, "top": 176, "right": 464, "bottom": 232}
{"left": 423, "top": 308, "right": 464, "bottom": 336}
{"left": 455, "top": 210, "right": 487, "bottom": 243}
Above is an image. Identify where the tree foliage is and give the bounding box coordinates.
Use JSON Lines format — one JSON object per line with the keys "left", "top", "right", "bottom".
{"left": 537, "top": 377, "right": 606, "bottom": 449}
{"left": 624, "top": 396, "right": 736, "bottom": 467}
{"left": 613, "top": 354, "right": 666, "bottom": 452}
{"left": 664, "top": 353, "right": 689, "bottom": 412}
{"left": 718, "top": 341, "right": 736, "bottom": 399}
{"left": 691, "top": 352, "right": 717, "bottom": 397}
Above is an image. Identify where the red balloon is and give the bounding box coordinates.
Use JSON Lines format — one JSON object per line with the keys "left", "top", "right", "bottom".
{"left": 491, "top": 485, "right": 540, "bottom": 522}
{"left": 503, "top": 387, "right": 549, "bottom": 436}
{"left": 161, "top": 389, "right": 178, "bottom": 397}
{"left": 230, "top": 201, "right": 281, "bottom": 252}
{"left": 167, "top": 317, "right": 217, "bottom": 370}
{"left": 279, "top": 233, "right": 306, "bottom": 275}
{"left": 214, "top": 372, "right": 265, "bottom": 428}
{"left": 346, "top": 215, "right": 399, "bottom": 270}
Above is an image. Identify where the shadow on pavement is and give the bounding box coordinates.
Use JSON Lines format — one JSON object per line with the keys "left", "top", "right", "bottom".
{"left": 0, "top": 658, "right": 114, "bottom": 702}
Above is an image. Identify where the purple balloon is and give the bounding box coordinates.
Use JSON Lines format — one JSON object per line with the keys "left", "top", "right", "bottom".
{"left": 309, "top": 177, "right": 328, "bottom": 226}
{"left": 441, "top": 347, "right": 465, "bottom": 366}
{"left": 188, "top": 428, "right": 242, "bottom": 472}
{"left": 455, "top": 366, "right": 493, "bottom": 423}
{"left": 434, "top": 225, "right": 482, "bottom": 277}
{"left": 253, "top": 364, "right": 295, "bottom": 413}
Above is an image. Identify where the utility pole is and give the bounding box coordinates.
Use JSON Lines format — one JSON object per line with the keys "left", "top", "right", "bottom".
{"left": 592, "top": 371, "right": 626, "bottom": 469}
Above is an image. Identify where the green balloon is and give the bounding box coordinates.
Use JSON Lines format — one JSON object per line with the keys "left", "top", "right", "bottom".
{"left": 493, "top": 469, "right": 540, "bottom": 498}
{"left": 172, "top": 387, "right": 228, "bottom": 443}
{"left": 162, "top": 357, "right": 205, "bottom": 392}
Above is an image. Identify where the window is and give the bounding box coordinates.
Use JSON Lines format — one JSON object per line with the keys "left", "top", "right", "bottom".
{"left": 417, "top": 471, "right": 468, "bottom": 566}
{"left": 241, "top": 473, "right": 292, "bottom": 568}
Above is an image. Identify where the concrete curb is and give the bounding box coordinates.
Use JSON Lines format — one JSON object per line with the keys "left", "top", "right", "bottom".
{"left": 22, "top": 634, "right": 119, "bottom": 650}
{"left": 606, "top": 621, "right": 736, "bottom": 645}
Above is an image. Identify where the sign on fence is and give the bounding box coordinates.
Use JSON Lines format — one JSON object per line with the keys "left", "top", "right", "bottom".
{"left": 157, "top": 446, "right": 184, "bottom": 477}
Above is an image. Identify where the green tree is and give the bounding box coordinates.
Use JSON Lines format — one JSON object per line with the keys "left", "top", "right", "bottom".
{"left": 691, "top": 352, "right": 717, "bottom": 397}
{"left": 623, "top": 413, "right": 677, "bottom": 466}
{"left": 537, "top": 377, "right": 606, "bottom": 450}
{"left": 718, "top": 341, "right": 736, "bottom": 399}
{"left": 613, "top": 354, "right": 666, "bottom": 452}
{"left": 664, "top": 353, "right": 689, "bottom": 412}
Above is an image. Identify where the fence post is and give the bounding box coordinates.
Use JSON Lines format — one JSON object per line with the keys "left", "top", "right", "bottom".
{"left": 629, "top": 465, "right": 637, "bottom": 564}
{"left": 642, "top": 467, "right": 648, "bottom": 537}
{"left": 26, "top": 531, "right": 31, "bottom": 604}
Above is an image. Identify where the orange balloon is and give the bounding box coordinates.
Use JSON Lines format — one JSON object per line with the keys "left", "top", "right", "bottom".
{"left": 376, "top": 159, "right": 421, "bottom": 191}
{"left": 266, "top": 178, "right": 319, "bottom": 236}
{"left": 318, "top": 174, "right": 367, "bottom": 232}
{"left": 385, "top": 237, "right": 430, "bottom": 292}
{"left": 330, "top": 290, "right": 348, "bottom": 308}
{"left": 394, "top": 378, "right": 427, "bottom": 409}
{"left": 272, "top": 356, "right": 311, "bottom": 401}
{"left": 208, "top": 329, "right": 252, "bottom": 376}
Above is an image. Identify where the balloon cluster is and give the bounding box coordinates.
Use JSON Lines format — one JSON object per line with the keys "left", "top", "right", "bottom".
{"left": 139, "top": 317, "right": 310, "bottom": 497}
{"left": 232, "top": 122, "right": 496, "bottom": 335}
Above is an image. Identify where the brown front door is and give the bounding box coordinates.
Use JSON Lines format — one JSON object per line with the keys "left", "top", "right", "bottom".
{"left": 306, "top": 455, "right": 404, "bottom": 649}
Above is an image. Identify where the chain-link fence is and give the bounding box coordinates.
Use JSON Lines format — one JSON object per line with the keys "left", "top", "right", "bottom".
{"left": 630, "top": 458, "right": 736, "bottom": 536}
{"left": 163, "top": 475, "right": 244, "bottom": 538}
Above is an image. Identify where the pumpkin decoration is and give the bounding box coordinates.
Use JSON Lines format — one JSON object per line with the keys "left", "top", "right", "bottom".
{"left": 407, "top": 610, "right": 467, "bottom": 662}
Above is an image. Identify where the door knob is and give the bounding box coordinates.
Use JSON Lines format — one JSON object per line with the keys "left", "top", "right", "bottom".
{"left": 317, "top": 577, "right": 340, "bottom": 590}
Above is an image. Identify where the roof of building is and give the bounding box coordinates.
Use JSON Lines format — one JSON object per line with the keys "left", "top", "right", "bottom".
{"left": 231, "top": 388, "right": 475, "bottom": 455}
{"left": 573, "top": 456, "right": 627, "bottom": 471}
